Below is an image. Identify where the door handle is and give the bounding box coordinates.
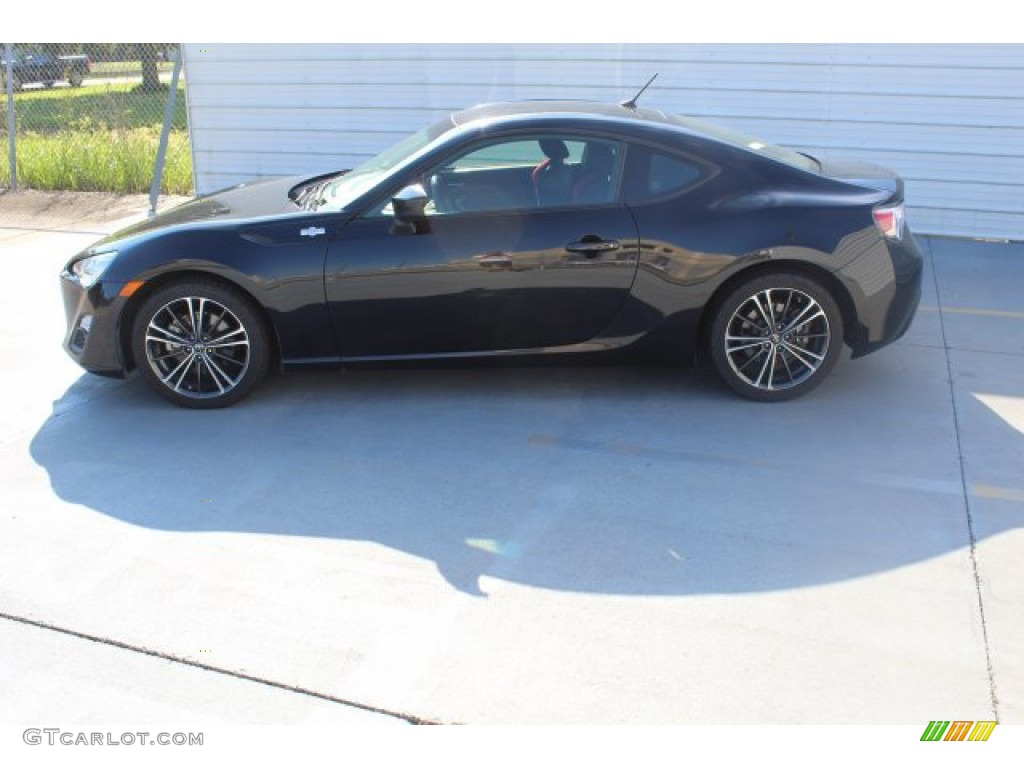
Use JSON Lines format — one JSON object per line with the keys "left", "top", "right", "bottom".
{"left": 566, "top": 238, "right": 621, "bottom": 257}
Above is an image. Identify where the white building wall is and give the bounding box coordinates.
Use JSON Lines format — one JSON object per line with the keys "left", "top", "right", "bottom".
{"left": 182, "top": 43, "right": 1024, "bottom": 240}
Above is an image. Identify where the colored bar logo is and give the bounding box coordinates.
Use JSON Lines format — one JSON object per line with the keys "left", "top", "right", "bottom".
{"left": 921, "top": 720, "right": 997, "bottom": 741}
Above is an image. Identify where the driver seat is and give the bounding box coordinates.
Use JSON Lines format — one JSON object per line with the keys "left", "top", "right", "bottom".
{"left": 531, "top": 139, "right": 573, "bottom": 207}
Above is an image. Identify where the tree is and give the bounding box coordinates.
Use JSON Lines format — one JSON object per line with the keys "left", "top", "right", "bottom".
{"left": 137, "top": 43, "right": 164, "bottom": 92}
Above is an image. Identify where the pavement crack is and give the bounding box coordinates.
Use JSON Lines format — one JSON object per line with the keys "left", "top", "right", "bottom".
{"left": 928, "top": 237, "right": 1000, "bottom": 721}
{"left": 0, "top": 610, "right": 439, "bottom": 725}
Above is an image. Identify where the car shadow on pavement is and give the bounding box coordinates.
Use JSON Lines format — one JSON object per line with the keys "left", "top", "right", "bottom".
{"left": 28, "top": 354, "right": 1021, "bottom": 597}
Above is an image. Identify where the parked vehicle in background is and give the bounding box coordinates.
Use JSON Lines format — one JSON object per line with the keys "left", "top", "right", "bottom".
{"left": 1, "top": 47, "right": 91, "bottom": 90}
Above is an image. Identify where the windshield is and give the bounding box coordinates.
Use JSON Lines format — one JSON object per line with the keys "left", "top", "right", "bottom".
{"left": 666, "top": 113, "right": 818, "bottom": 173}
{"left": 315, "top": 117, "right": 456, "bottom": 211}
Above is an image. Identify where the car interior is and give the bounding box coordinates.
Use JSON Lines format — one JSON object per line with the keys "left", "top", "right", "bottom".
{"left": 426, "top": 137, "right": 621, "bottom": 215}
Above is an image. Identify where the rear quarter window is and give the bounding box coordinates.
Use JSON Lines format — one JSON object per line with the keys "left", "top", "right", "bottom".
{"left": 624, "top": 146, "right": 708, "bottom": 203}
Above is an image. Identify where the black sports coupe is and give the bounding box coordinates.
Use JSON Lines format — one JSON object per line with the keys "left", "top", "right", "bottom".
{"left": 60, "top": 100, "right": 923, "bottom": 408}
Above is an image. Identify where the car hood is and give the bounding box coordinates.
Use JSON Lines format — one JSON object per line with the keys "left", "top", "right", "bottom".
{"left": 87, "top": 175, "right": 321, "bottom": 249}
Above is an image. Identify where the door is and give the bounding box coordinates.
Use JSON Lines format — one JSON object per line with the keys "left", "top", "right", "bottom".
{"left": 325, "top": 134, "right": 639, "bottom": 357}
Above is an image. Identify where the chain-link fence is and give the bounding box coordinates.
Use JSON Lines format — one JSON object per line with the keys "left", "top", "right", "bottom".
{"left": 1, "top": 43, "right": 192, "bottom": 226}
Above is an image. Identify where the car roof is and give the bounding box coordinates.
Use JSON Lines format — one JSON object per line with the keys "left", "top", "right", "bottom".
{"left": 452, "top": 100, "right": 676, "bottom": 129}
{"left": 447, "top": 100, "right": 743, "bottom": 153}
{"left": 448, "top": 100, "right": 821, "bottom": 176}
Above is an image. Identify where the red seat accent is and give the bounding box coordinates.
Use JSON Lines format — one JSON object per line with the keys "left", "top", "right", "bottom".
{"left": 531, "top": 158, "right": 552, "bottom": 189}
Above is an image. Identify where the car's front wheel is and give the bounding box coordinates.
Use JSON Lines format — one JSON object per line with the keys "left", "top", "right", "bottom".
{"left": 131, "top": 279, "right": 270, "bottom": 408}
{"left": 709, "top": 272, "right": 844, "bottom": 401}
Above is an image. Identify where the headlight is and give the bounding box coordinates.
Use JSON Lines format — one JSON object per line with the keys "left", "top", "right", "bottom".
{"left": 69, "top": 251, "right": 118, "bottom": 287}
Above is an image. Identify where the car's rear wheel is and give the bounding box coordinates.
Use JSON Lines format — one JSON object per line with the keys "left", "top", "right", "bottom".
{"left": 68, "top": 70, "right": 83, "bottom": 87}
{"left": 709, "top": 272, "right": 843, "bottom": 402}
{"left": 131, "top": 279, "right": 270, "bottom": 409}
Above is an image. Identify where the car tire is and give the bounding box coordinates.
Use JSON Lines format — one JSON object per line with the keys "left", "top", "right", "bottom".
{"left": 69, "top": 70, "right": 83, "bottom": 87}
{"left": 709, "top": 271, "right": 844, "bottom": 402}
{"left": 131, "top": 279, "right": 270, "bottom": 409}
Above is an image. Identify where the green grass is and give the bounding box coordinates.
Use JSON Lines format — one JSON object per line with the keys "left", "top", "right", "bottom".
{"left": 1, "top": 128, "right": 192, "bottom": 194}
{"left": 88, "top": 60, "right": 175, "bottom": 78}
{"left": 8, "top": 82, "right": 188, "bottom": 132}
{"left": 0, "top": 81, "right": 192, "bottom": 194}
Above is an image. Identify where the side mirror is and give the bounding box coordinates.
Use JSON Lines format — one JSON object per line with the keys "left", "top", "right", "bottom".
{"left": 390, "top": 184, "right": 431, "bottom": 235}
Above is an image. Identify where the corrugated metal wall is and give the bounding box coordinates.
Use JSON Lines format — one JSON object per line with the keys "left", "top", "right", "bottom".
{"left": 182, "top": 44, "right": 1024, "bottom": 240}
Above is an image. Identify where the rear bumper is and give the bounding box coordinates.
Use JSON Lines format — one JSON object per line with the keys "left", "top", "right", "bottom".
{"left": 60, "top": 274, "right": 129, "bottom": 376}
{"left": 837, "top": 229, "right": 924, "bottom": 357}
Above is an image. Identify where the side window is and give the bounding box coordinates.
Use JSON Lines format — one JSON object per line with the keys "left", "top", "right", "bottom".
{"left": 449, "top": 140, "right": 583, "bottom": 171}
{"left": 377, "top": 136, "right": 622, "bottom": 217}
{"left": 624, "top": 145, "right": 706, "bottom": 204}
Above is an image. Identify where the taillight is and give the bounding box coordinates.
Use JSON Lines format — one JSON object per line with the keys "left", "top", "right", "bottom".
{"left": 873, "top": 203, "right": 904, "bottom": 240}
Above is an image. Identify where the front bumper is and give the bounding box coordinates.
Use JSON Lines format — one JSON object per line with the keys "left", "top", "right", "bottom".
{"left": 60, "top": 274, "right": 131, "bottom": 376}
{"left": 837, "top": 228, "right": 924, "bottom": 357}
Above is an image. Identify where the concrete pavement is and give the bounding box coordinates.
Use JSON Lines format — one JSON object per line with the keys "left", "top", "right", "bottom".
{"left": 0, "top": 197, "right": 1020, "bottom": 724}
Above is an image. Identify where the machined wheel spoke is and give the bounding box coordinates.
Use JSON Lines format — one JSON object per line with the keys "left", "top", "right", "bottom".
{"left": 200, "top": 356, "right": 226, "bottom": 394}
{"left": 749, "top": 292, "right": 774, "bottom": 331}
{"left": 736, "top": 346, "right": 767, "bottom": 372}
{"left": 782, "top": 340, "right": 824, "bottom": 368}
{"left": 147, "top": 323, "right": 189, "bottom": 346}
{"left": 203, "top": 354, "right": 239, "bottom": 391}
{"left": 780, "top": 290, "right": 794, "bottom": 324}
{"left": 209, "top": 349, "right": 242, "bottom": 365}
{"left": 175, "top": 355, "right": 200, "bottom": 392}
{"left": 763, "top": 290, "right": 777, "bottom": 328}
{"left": 781, "top": 350, "right": 816, "bottom": 374}
{"left": 194, "top": 298, "right": 207, "bottom": 339}
{"left": 726, "top": 331, "right": 769, "bottom": 348}
{"left": 726, "top": 332, "right": 767, "bottom": 343}
{"left": 160, "top": 305, "right": 188, "bottom": 333}
{"left": 208, "top": 307, "right": 228, "bottom": 336}
{"left": 183, "top": 297, "right": 198, "bottom": 336}
{"left": 151, "top": 349, "right": 186, "bottom": 362}
{"left": 782, "top": 339, "right": 825, "bottom": 362}
{"left": 754, "top": 346, "right": 775, "bottom": 389}
{"left": 206, "top": 338, "right": 249, "bottom": 350}
{"left": 727, "top": 339, "right": 768, "bottom": 353}
{"left": 780, "top": 349, "right": 796, "bottom": 384}
{"left": 194, "top": 351, "right": 204, "bottom": 391}
{"left": 783, "top": 304, "right": 825, "bottom": 334}
{"left": 208, "top": 327, "right": 246, "bottom": 345}
{"left": 768, "top": 345, "right": 782, "bottom": 390}
{"left": 160, "top": 351, "right": 193, "bottom": 384}
{"left": 162, "top": 351, "right": 197, "bottom": 392}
